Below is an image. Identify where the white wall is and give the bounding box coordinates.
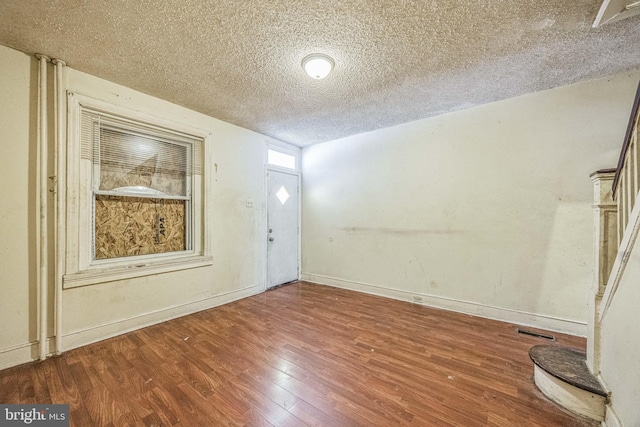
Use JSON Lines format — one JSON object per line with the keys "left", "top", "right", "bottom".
{"left": 598, "top": 116, "right": 640, "bottom": 427}
{"left": 0, "top": 44, "right": 299, "bottom": 368}
{"left": 0, "top": 46, "right": 37, "bottom": 365}
{"left": 301, "top": 70, "right": 640, "bottom": 335}
{"left": 600, "top": 240, "right": 640, "bottom": 426}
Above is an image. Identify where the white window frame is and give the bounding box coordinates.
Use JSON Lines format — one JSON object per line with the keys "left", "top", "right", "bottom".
{"left": 63, "top": 93, "right": 213, "bottom": 288}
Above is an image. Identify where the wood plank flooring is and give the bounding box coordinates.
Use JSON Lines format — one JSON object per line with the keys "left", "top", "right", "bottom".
{"left": 0, "top": 281, "right": 595, "bottom": 426}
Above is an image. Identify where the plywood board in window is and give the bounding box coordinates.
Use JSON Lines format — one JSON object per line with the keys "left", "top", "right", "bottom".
{"left": 95, "top": 195, "right": 186, "bottom": 259}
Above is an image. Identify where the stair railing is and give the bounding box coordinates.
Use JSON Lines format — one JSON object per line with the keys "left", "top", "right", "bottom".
{"left": 599, "top": 81, "right": 640, "bottom": 321}
{"left": 612, "top": 81, "right": 640, "bottom": 246}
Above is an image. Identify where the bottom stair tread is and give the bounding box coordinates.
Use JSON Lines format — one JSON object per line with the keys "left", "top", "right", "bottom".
{"left": 529, "top": 345, "right": 607, "bottom": 397}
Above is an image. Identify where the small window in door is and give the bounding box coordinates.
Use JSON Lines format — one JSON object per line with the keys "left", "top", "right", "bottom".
{"left": 268, "top": 149, "right": 296, "bottom": 170}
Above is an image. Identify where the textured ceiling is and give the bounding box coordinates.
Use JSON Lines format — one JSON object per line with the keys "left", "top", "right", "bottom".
{"left": 1, "top": 1, "right": 639, "bottom": 147}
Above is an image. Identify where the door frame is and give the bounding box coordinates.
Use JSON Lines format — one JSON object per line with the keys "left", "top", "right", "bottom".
{"left": 263, "top": 145, "right": 302, "bottom": 292}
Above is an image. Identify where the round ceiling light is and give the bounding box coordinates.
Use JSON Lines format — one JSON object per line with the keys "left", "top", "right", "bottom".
{"left": 302, "top": 54, "right": 334, "bottom": 79}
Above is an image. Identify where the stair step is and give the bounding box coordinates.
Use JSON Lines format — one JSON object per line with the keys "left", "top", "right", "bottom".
{"left": 529, "top": 345, "right": 607, "bottom": 421}
{"left": 529, "top": 345, "right": 606, "bottom": 396}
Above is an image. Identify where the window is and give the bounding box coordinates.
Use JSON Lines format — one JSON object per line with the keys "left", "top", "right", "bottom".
{"left": 84, "top": 111, "right": 197, "bottom": 260}
{"left": 64, "top": 94, "right": 212, "bottom": 288}
{"left": 268, "top": 148, "right": 296, "bottom": 170}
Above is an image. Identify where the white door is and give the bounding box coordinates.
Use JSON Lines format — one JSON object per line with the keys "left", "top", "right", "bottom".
{"left": 267, "top": 170, "right": 299, "bottom": 288}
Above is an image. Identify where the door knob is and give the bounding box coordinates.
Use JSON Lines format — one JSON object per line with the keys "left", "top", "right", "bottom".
{"left": 269, "top": 237, "right": 275, "bottom": 242}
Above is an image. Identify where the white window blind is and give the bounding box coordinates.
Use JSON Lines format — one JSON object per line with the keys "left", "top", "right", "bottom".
{"left": 80, "top": 110, "right": 202, "bottom": 199}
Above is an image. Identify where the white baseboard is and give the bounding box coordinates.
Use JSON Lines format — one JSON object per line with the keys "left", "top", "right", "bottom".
{"left": 0, "top": 337, "right": 57, "bottom": 371}
{"left": 0, "top": 284, "right": 262, "bottom": 371}
{"left": 301, "top": 273, "right": 587, "bottom": 337}
{"left": 62, "top": 284, "right": 263, "bottom": 351}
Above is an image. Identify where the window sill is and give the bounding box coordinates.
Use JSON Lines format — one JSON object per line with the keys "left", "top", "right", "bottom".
{"left": 63, "top": 254, "right": 213, "bottom": 289}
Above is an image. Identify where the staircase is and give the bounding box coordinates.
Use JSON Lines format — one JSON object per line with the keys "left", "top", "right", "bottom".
{"left": 529, "top": 81, "right": 640, "bottom": 426}
{"left": 525, "top": 170, "right": 614, "bottom": 423}
{"left": 529, "top": 345, "right": 607, "bottom": 421}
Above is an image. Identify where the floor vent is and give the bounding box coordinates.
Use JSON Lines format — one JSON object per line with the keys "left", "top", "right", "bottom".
{"left": 516, "top": 328, "right": 555, "bottom": 341}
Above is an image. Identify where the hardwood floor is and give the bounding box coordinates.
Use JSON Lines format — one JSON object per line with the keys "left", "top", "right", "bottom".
{"left": 0, "top": 281, "right": 595, "bottom": 426}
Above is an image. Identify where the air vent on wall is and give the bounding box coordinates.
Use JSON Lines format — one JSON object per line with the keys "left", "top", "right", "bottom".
{"left": 516, "top": 328, "right": 556, "bottom": 341}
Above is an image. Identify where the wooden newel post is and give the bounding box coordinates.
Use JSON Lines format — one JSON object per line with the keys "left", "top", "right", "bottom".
{"left": 587, "top": 169, "right": 617, "bottom": 374}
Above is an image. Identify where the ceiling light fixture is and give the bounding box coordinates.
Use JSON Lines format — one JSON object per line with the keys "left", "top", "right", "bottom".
{"left": 302, "top": 54, "right": 334, "bottom": 79}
